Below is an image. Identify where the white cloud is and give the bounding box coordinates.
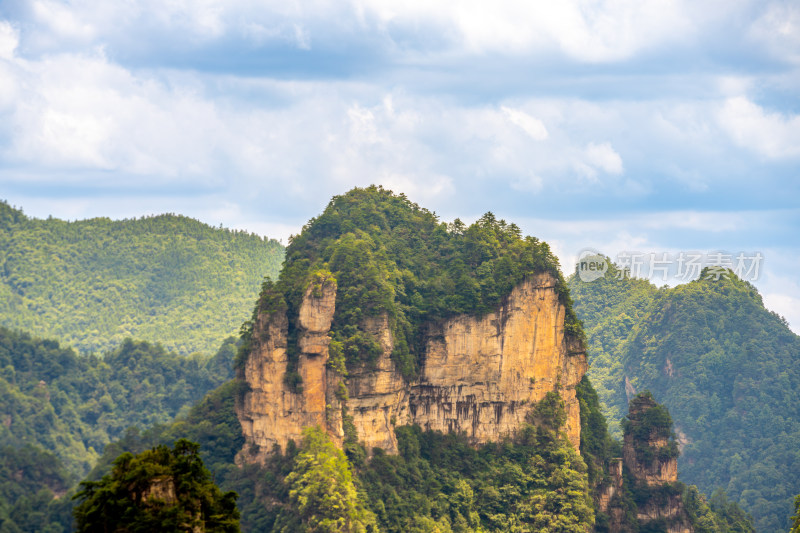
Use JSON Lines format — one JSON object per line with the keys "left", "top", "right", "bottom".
{"left": 355, "top": 0, "right": 696, "bottom": 62}
{"left": 501, "top": 106, "right": 548, "bottom": 141}
{"left": 749, "top": 3, "right": 800, "bottom": 64}
{"left": 0, "top": 21, "right": 18, "bottom": 60}
{"left": 585, "top": 141, "right": 624, "bottom": 174}
{"left": 573, "top": 141, "right": 624, "bottom": 180}
{"left": 510, "top": 174, "right": 544, "bottom": 192}
{"left": 379, "top": 172, "right": 454, "bottom": 202}
{"left": 718, "top": 97, "right": 800, "bottom": 159}
{"left": 32, "top": 0, "right": 95, "bottom": 43}
{"left": 0, "top": 43, "right": 781, "bottom": 206}
{"left": 6, "top": 52, "right": 222, "bottom": 175}
{"left": 5, "top": 0, "right": 749, "bottom": 64}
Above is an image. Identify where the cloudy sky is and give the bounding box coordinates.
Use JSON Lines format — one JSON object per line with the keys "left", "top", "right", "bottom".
{"left": 1, "top": 0, "right": 798, "bottom": 329}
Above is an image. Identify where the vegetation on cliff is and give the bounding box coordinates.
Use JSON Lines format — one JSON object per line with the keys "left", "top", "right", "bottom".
{"left": 622, "top": 392, "right": 679, "bottom": 468}
{"left": 569, "top": 265, "right": 800, "bottom": 532}
{"left": 73, "top": 439, "right": 240, "bottom": 532}
{"left": 240, "top": 185, "right": 576, "bottom": 382}
{"left": 0, "top": 200, "right": 283, "bottom": 355}
{"left": 90, "top": 385, "right": 752, "bottom": 533}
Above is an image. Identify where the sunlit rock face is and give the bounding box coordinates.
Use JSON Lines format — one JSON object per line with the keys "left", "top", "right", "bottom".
{"left": 236, "top": 272, "right": 587, "bottom": 463}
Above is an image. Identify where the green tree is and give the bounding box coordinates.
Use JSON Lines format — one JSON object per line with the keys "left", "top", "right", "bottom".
{"left": 73, "top": 439, "right": 239, "bottom": 532}
{"left": 791, "top": 495, "right": 800, "bottom": 533}
{"left": 277, "top": 426, "right": 378, "bottom": 533}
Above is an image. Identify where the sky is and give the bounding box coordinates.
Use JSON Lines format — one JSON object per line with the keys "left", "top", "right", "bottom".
{"left": 0, "top": 0, "right": 798, "bottom": 330}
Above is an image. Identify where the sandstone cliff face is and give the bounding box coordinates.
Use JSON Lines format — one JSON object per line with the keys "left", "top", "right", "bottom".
{"left": 236, "top": 278, "right": 338, "bottom": 463}
{"left": 410, "top": 273, "right": 586, "bottom": 449}
{"left": 236, "top": 272, "right": 587, "bottom": 462}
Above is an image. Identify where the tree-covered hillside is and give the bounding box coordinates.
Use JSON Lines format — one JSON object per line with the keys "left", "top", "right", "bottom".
{"left": 569, "top": 266, "right": 800, "bottom": 532}
{"left": 85, "top": 376, "right": 752, "bottom": 533}
{"left": 0, "top": 327, "right": 237, "bottom": 476}
{"left": 567, "top": 261, "right": 657, "bottom": 436}
{"left": 0, "top": 200, "right": 283, "bottom": 355}
{"left": 0, "top": 327, "right": 237, "bottom": 532}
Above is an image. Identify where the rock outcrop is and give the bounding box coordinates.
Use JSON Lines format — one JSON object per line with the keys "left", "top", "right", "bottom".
{"left": 597, "top": 458, "right": 623, "bottom": 513}
{"left": 622, "top": 393, "right": 693, "bottom": 533}
{"left": 236, "top": 277, "right": 339, "bottom": 462}
{"left": 236, "top": 272, "right": 587, "bottom": 463}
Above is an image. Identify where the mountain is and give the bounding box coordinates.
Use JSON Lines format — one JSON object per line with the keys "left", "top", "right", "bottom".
{"left": 197, "top": 187, "right": 746, "bottom": 531}
{"left": 568, "top": 262, "right": 800, "bottom": 532}
{"left": 0, "top": 200, "right": 284, "bottom": 355}
{"left": 236, "top": 185, "right": 586, "bottom": 462}
{"left": 0, "top": 189, "right": 757, "bottom": 532}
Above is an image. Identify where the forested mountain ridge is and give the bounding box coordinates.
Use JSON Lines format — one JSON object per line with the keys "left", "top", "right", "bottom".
{"left": 0, "top": 200, "right": 284, "bottom": 355}
{"left": 567, "top": 261, "right": 658, "bottom": 435}
{"left": 0, "top": 328, "right": 237, "bottom": 475}
{"left": 568, "top": 263, "right": 800, "bottom": 532}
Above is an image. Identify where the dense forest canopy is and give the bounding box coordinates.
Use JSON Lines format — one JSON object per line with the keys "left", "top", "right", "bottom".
{"left": 0, "top": 200, "right": 283, "bottom": 355}
{"left": 0, "top": 328, "right": 236, "bottom": 476}
{"left": 242, "top": 185, "right": 577, "bottom": 381}
{"left": 0, "top": 328, "right": 237, "bottom": 532}
{"left": 568, "top": 263, "right": 800, "bottom": 532}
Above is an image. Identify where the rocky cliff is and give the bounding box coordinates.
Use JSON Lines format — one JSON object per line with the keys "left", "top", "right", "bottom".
{"left": 622, "top": 393, "right": 693, "bottom": 533}
{"left": 236, "top": 271, "right": 587, "bottom": 463}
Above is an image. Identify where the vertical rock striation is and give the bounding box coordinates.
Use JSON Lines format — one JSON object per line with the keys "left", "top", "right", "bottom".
{"left": 410, "top": 272, "right": 586, "bottom": 449}
{"left": 236, "top": 272, "right": 587, "bottom": 462}
{"left": 236, "top": 277, "right": 338, "bottom": 463}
